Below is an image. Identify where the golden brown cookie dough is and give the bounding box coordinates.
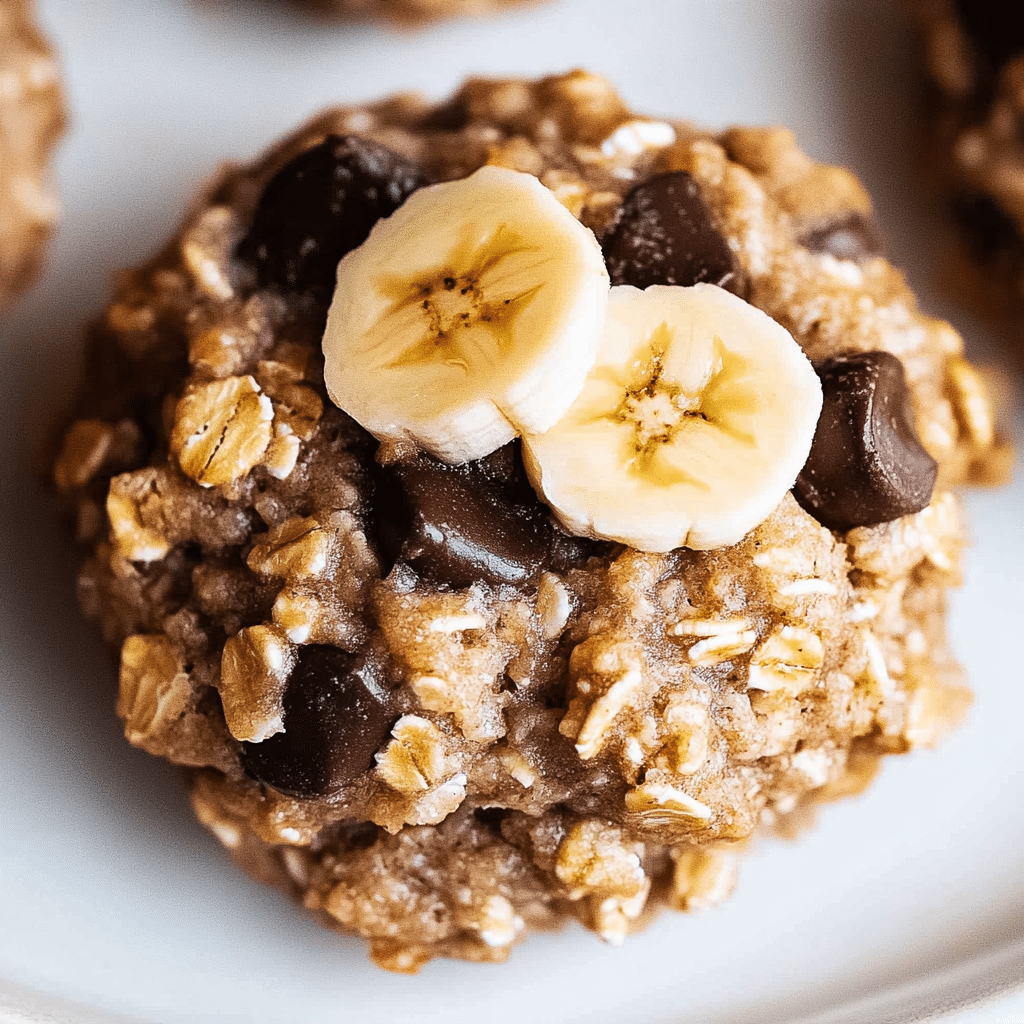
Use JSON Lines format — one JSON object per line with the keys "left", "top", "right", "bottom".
{"left": 0, "top": 0, "right": 65, "bottom": 306}
{"left": 54, "top": 71, "right": 1005, "bottom": 971}
{"left": 909, "top": 0, "right": 1024, "bottom": 322}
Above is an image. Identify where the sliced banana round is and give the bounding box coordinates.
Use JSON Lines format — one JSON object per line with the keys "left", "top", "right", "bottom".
{"left": 521, "top": 283, "right": 824, "bottom": 551}
{"left": 322, "top": 165, "right": 609, "bottom": 463}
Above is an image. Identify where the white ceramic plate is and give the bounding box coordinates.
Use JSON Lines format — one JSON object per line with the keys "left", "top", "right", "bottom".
{"left": 2, "top": 1, "right": 1022, "bottom": 1021}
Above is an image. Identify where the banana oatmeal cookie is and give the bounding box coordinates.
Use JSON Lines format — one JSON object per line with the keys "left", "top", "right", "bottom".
{"left": 54, "top": 70, "right": 1006, "bottom": 971}
{"left": 909, "top": 0, "right": 1024, "bottom": 322}
{"left": 0, "top": 0, "right": 65, "bottom": 306}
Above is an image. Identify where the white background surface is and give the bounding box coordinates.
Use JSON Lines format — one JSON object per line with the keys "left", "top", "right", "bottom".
{"left": 1, "top": 0, "right": 1022, "bottom": 1022}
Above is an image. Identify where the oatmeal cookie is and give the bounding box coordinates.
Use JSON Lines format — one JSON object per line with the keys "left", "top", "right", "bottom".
{"left": 909, "top": 0, "right": 1024, "bottom": 322}
{"left": 54, "top": 71, "right": 1005, "bottom": 971}
{"left": 0, "top": 0, "right": 65, "bottom": 305}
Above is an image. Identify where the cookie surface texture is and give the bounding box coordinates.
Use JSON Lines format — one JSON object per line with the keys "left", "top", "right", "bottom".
{"left": 54, "top": 70, "right": 1003, "bottom": 971}
{"left": 0, "top": 0, "right": 65, "bottom": 305}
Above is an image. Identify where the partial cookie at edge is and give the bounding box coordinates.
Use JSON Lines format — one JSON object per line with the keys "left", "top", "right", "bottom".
{"left": 0, "top": 0, "right": 65, "bottom": 305}
{"left": 908, "top": 0, "right": 1024, "bottom": 326}
{"left": 282, "top": 0, "right": 548, "bottom": 26}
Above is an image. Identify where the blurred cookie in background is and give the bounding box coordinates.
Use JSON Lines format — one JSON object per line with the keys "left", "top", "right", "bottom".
{"left": 0, "top": 0, "right": 65, "bottom": 307}
{"left": 909, "top": 0, "right": 1024, "bottom": 328}
{"left": 285, "top": 0, "right": 549, "bottom": 27}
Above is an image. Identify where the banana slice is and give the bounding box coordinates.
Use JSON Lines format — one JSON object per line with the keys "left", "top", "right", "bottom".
{"left": 322, "top": 165, "right": 609, "bottom": 463}
{"left": 521, "top": 284, "right": 823, "bottom": 551}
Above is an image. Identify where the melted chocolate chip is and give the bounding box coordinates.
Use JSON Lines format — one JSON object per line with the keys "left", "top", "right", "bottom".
{"left": 953, "top": 0, "right": 1024, "bottom": 74}
{"left": 240, "top": 645, "right": 396, "bottom": 798}
{"left": 371, "top": 442, "right": 607, "bottom": 589}
{"left": 236, "top": 135, "right": 426, "bottom": 303}
{"left": 799, "top": 213, "right": 882, "bottom": 262}
{"left": 794, "top": 351, "right": 938, "bottom": 531}
{"left": 602, "top": 171, "right": 741, "bottom": 294}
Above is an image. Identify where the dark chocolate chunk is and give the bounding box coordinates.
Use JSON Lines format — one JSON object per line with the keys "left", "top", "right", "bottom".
{"left": 236, "top": 135, "right": 426, "bottom": 302}
{"left": 371, "top": 441, "right": 608, "bottom": 589}
{"left": 953, "top": 0, "right": 1024, "bottom": 75}
{"left": 240, "top": 645, "right": 396, "bottom": 798}
{"left": 794, "top": 351, "right": 938, "bottom": 531}
{"left": 799, "top": 213, "right": 882, "bottom": 262}
{"left": 602, "top": 171, "right": 741, "bottom": 294}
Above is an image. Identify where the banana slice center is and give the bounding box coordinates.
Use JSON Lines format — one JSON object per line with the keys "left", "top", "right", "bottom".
{"left": 623, "top": 388, "right": 700, "bottom": 447}
{"left": 615, "top": 325, "right": 701, "bottom": 450}
{"left": 424, "top": 275, "right": 487, "bottom": 338}
{"left": 603, "top": 323, "right": 756, "bottom": 485}
{"left": 376, "top": 222, "right": 549, "bottom": 375}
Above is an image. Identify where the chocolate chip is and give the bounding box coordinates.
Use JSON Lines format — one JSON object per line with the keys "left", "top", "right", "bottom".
{"left": 953, "top": 0, "right": 1024, "bottom": 75}
{"left": 602, "top": 171, "right": 741, "bottom": 294}
{"left": 371, "top": 442, "right": 608, "bottom": 589}
{"left": 794, "top": 351, "right": 938, "bottom": 531}
{"left": 240, "top": 645, "right": 396, "bottom": 798}
{"left": 799, "top": 213, "right": 881, "bottom": 262}
{"left": 237, "top": 135, "right": 426, "bottom": 303}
